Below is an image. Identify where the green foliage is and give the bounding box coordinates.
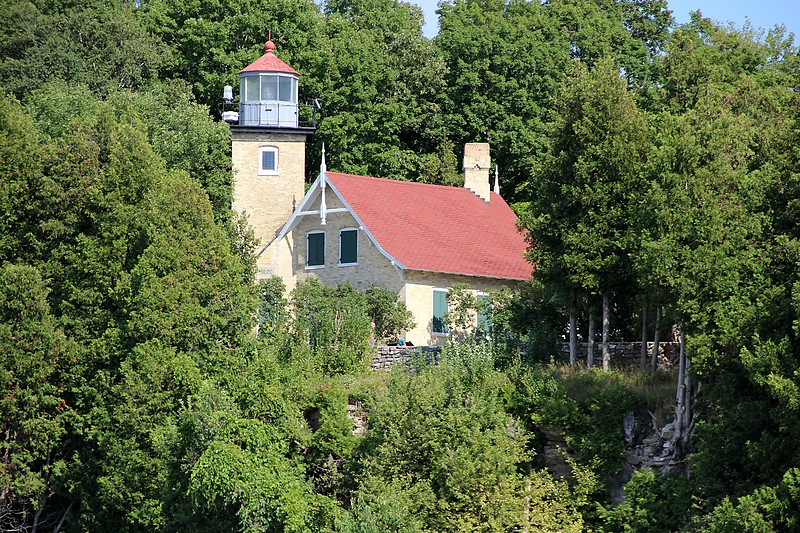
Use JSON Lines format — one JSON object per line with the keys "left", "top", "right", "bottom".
{"left": 188, "top": 417, "right": 319, "bottom": 533}
{"left": 0, "top": 91, "right": 46, "bottom": 264}
{"left": 125, "top": 169, "right": 257, "bottom": 357}
{"left": 0, "top": 264, "right": 74, "bottom": 532}
{"left": 0, "top": 0, "right": 169, "bottom": 98}
{"left": 110, "top": 81, "right": 235, "bottom": 222}
{"left": 256, "top": 276, "right": 289, "bottom": 340}
{"left": 511, "top": 366, "right": 639, "bottom": 478}
{"left": 365, "top": 285, "right": 415, "bottom": 342}
{"left": 598, "top": 470, "right": 694, "bottom": 532}
{"left": 704, "top": 468, "right": 800, "bottom": 532}
{"left": 289, "top": 279, "right": 372, "bottom": 375}
{"left": 524, "top": 56, "right": 647, "bottom": 301}
{"left": 504, "top": 279, "right": 563, "bottom": 363}
{"left": 356, "top": 342, "right": 590, "bottom": 531}
{"left": 444, "top": 282, "right": 477, "bottom": 340}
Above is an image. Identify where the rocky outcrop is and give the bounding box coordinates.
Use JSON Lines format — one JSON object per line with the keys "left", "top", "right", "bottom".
{"left": 347, "top": 401, "right": 368, "bottom": 436}
{"left": 538, "top": 409, "right": 690, "bottom": 502}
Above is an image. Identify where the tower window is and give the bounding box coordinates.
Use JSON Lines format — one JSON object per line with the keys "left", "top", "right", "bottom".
{"left": 339, "top": 229, "right": 358, "bottom": 265}
{"left": 259, "top": 146, "right": 278, "bottom": 175}
{"left": 307, "top": 231, "right": 325, "bottom": 268}
{"left": 279, "top": 77, "right": 295, "bottom": 102}
{"left": 260, "top": 75, "right": 278, "bottom": 100}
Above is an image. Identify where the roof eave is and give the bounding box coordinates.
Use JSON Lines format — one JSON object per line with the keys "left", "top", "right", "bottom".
{"left": 404, "top": 266, "right": 532, "bottom": 282}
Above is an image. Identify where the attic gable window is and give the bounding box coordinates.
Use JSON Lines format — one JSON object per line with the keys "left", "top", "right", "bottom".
{"left": 306, "top": 231, "right": 325, "bottom": 268}
{"left": 432, "top": 289, "right": 449, "bottom": 335}
{"left": 339, "top": 229, "right": 358, "bottom": 265}
{"left": 259, "top": 146, "right": 278, "bottom": 175}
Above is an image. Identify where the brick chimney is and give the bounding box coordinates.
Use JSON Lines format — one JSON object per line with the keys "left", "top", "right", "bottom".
{"left": 463, "top": 143, "right": 491, "bottom": 202}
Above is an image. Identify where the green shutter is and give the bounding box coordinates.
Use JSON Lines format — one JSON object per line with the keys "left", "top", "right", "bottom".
{"left": 307, "top": 232, "right": 325, "bottom": 266}
{"left": 433, "top": 290, "right": 448, "bottom": 333}
{"left": 340, "top": 230, "right": 357, "bottom": 264}
{"left": 477, "top": 294, "right": 491, "bottom": 337}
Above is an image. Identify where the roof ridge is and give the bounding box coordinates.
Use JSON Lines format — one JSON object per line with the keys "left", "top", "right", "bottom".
{"left": 327, "top": 171, "right": 479, "bottom": 195}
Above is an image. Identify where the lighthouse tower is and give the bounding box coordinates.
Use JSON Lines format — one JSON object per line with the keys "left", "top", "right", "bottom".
{"left": 230, "top": 40, "right": 315, "bottom": 280}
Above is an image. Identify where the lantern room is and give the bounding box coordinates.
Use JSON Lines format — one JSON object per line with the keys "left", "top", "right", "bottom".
{"left": 238, "top": 40, "right": 299, "bottom": 127}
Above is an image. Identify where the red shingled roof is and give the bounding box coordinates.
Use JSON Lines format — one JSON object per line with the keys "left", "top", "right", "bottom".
{"left": 240, "top": 41, "right": 298, "bottom": 75}
{"left": 326, "top": 172, "right": 533, "bottom": 280}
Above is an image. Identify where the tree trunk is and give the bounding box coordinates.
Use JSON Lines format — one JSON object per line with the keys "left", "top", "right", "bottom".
{"left": 651, "top": 305, "right": 661, "bottom": 373}
{"left": 674, "top": 324, "right": 693, "bottom": 463}
{"left": 568, "top": 288, "right": 577, "bottom": 368}
{"left": 640, "top": 300, "right": 648, "bottom": 366}
{"left": 675, "top": 325, "right": 685, "bottom": 429}
{"left": 681, "top": 339, "right": 692, "bottom": 449}
{"left": 54, "top": 501, "right": 74, "bottom": 533}
{"left": 569, "top": 314, "right": 577, "bottom": 369}
{"left": 602, "top": 294, "right": 610, "bottom": 371}
{"left": 587, "top": 313, "right": 596, "bottom": 369}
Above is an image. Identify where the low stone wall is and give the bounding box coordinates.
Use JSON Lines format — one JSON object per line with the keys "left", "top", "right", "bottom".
{"left": 372, "top": 343, "right": 677, "bottom": 371}
{"left": 560, "top": 341, "right": 679, "bottom": 369}
{"left": 371, "top": 345, "right": 442, "bottom": 371}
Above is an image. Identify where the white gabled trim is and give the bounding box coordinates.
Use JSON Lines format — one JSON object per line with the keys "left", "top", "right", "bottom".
{"left": 265, "top": 168, "right": 407, "bottom": 272}
{"left": 256, "top": 173, "right": 322, "bottom": 257}
{"left": 298, "top": 208, "right": 347, "bottom": 216}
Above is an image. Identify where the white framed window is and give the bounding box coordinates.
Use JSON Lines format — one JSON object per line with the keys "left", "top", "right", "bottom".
{"left": 339, "top": 228, "right": 358, "bottom": 266}
{"left": 258, "top": 146, "right": 278, "bottom": 175}
{"left": 432, "top": 289, "right": 449, "bottom": 335}
{"left": 306, "top": 231, "right": 325, "bottom": 269}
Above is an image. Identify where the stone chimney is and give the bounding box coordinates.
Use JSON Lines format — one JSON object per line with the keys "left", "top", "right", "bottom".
{"left": 463, "top": 143, "right": 491, "bottom": 202}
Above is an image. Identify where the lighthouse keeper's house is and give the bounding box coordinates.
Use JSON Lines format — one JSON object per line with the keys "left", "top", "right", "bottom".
{"left": 229, "top": 40, "right": 532, "bottom": 346}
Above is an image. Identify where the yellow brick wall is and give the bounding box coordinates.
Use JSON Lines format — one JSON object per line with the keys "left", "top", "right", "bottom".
{"left": 403, "top": 270, "right": 518, "bottom": 346}
{"left": 231, "top": 130, "right": 307, "bottom": 278}
{"left": 291, "top": 191, "right": 404, "bottom": 294}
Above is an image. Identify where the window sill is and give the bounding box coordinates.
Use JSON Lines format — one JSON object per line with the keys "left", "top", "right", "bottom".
{"left": 338, "top": 262, "right": 358, "bottom": 267}
{"left": 432, "top": 331, "right": 450, "bottom": 337}
{"left": 305, "top": 265, "right": 325, "bottom": 270}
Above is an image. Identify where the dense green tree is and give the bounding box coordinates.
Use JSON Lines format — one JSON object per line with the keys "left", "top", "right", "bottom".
{"left": 436, "top": 0, "right": 570, "bottom": 202}
{"left": 364, "top": 285, "right": 415, "bottom": 343}
{"left": 317, "top": 0, "right": 453, "bottom": 184}
{"left": 0, "top": 0, "right": 167, "bottom": 99}
{"left": 0, "top": 92, "right": 47, "bottom": 264}
{"left": 523, "top": 56, "right": 648, "bottom": 369}
{"left": 0, "top": 264, "right": 75, "bottom": 532}
{"left": 25, "top": 81, "right": 235, "bottom": 223}
{"left": 637, "top": 16, "right": 800, "bottom": 495}
{"left": 289, "top": 279, "right": 372, "bottom": 375}
{"left": 357, "top": 343, "right": 592, "bottom": 531}
{"left": 547, "top": 0, "right": 672, "bottom": 88}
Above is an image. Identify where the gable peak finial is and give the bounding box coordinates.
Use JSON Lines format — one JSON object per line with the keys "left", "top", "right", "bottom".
{"left": 320, "top": 143, "right": 327, "bottom": 226}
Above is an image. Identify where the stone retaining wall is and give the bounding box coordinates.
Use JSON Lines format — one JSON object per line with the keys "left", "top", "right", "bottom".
{"left": 560, "top": 341, "right": 679, "bottom": 369}
{"left": 372, "top": 342, "right": 677, "bottom": 371}
{"left": 371, "top": 346, "right": 442, "bottom": 371}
